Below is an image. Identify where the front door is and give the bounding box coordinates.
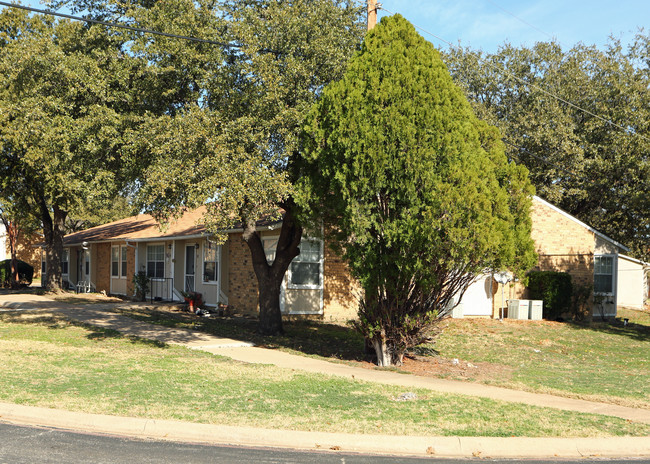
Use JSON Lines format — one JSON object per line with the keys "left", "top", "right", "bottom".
{"left": 185, "top": 245, "right": 195, "bottom": 292}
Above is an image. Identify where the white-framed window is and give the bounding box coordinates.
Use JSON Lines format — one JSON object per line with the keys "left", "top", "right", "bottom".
{"left": 111, "top": 246, "right": 120, "bottom": 277}
{"left": 146, "top": 244, "right": 165, "bottom": 279}
{"left": 594, "top": 255, "right": 614, "bottom": 294}
{"left": 121, "top": 246, "right": 127, "bottom": 278}
{"left": 263, "top": 236, "right": 278, "bottom": 265}
{"left": 112, "top": 245, "right": 128, "bottom": 278}
{"left": 203, "top": 241, "right": 219, "bottom": 284}
{"left": 61, "top": 249, "right": 69, "bottom": 275}
{"left": 289, "top": 238, "right": 322, "bottom": 288}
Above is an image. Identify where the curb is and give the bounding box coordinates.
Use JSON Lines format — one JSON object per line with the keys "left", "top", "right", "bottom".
{"left": 1, "top": 403, "right": 649, "bottom": 458}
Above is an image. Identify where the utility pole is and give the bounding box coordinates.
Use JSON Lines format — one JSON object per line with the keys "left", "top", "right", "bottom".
{"left": 367, "top": 0, "right": 377, "bottom": 31}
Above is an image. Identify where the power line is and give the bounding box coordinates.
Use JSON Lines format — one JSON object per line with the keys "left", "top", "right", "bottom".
{"left": 482, "top": 0, "right": 555, "bottom": 41}
{"left": 0, "top": 1, "right": 236, "bottom": 48}
{"left": 378, "top": 6, "right": 650, "bottom": 144}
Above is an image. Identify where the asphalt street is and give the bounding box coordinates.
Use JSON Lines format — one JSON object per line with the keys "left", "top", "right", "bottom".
{"left": 2, "top": 423, "right": 650, "bottom": 464}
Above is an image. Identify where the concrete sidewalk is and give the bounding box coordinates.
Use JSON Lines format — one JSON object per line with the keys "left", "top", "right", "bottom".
{"left": 1, "top": 292, "right": 649, "bottom": 458}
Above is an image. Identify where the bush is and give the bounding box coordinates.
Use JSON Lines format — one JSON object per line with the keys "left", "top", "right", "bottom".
{"left": 132, "top": 271, "right": 150, "bottom": 301}
{"left": 0, "top": 259, "right": 34, "bottom": 287}
{"left": 527, "top": 271, "right": 573, "bottom": 320}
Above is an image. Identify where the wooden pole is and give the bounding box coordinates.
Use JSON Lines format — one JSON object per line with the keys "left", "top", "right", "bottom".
{"left": 367, "top": 0, "right": 377, "bottom": 31}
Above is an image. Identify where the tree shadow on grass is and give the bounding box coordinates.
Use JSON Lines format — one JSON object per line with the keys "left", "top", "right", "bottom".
{"left": 112, "top": 305, "right": 367, "bottom": 361}
{"left": 568, "top": 318, "right": 650, "bottom": 342}
{"left": 0, "top": 311, "right": 169, "bottom": 349}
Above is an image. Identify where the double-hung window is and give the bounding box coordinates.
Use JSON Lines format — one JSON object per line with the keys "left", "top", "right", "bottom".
{"left": 203, "top": 241, "right": 219, "bottom": 283}
{"left": 112, "top": 245, "right": 128, "bottom": 278}
{"left": 594, "top": 256, "right": 614, "bottom": 294}
{"left": 289, "top": 239, "right": 322, "bottom": 288}
{"left": 146, "top": 244, "right": 165, "bottom": 279}
{"left": 111, "top": 246, "right": 120, "bottom": 277}
{"left": 61, "top": 249, "right": 69, "bottom": 276}
{"left": 121, "top": 246, "right": 127, "bottom": 277}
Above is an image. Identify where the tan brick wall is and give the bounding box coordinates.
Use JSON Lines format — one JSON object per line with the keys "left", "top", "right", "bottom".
{"left": 126, "top": 244, "right": 135, "bottom": 296}
{"left": 504, "top": 198, "right": 595, "bottom": 317}
{"left": 95, "top": 243, "right": 111, "bottom": 293}
{"left": 227, "top": 233, "right": 259, "bottom": 315}
{"left": 8, "top": 232, "right": 43, "bottom": 278}
{"left": 323, "top": 241, "right": 359, "bottom": 321}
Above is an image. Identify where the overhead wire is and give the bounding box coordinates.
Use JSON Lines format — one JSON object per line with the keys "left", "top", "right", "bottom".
{"left": 379, "top": 5, "right": 650, "bottom": 144}
{"left": 482, "top": 0, "right": 555, "bottom": 41}
{"left": 0, "top": 1, "right": 236, "bottom": 47}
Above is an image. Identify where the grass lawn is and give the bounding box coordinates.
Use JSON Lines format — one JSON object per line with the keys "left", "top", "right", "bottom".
{"left": 97, "top": 298, "right": 650, "bottom": 409}
{"left": 1, "top": 310, "right": 648, "bottom": 438}
{"left": 431, "top": 307, "right": 650, "bottom": 408}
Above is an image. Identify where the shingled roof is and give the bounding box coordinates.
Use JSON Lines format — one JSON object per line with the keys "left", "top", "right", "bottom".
{"left": 63, "top": 207, "right": 282, "bottom": 245}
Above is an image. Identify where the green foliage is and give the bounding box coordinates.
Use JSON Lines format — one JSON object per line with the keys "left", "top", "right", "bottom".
{"left": 443, "top": 37, "right": 650, "bottom": 260}
{"left": 299, "top": 15, "right": 537, "bottom": 365}
{"left": 133, "top": 0, "right": 366, "bottom": 235}
{"left": 132, "top": 271, "right": 150, "bottom": 302}
{"left": 526, "top": 271, "right": 573, "bottom": 320}
{"left": 0, "top": 259, "right": 33, "bottom": 287}
{"left": 0, "top": 9, "right": 154, "bottom": 289}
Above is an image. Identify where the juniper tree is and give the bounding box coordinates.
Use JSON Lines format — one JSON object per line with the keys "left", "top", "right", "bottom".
{"left": 299, "top": 15, "right": 536, "bottom": 366}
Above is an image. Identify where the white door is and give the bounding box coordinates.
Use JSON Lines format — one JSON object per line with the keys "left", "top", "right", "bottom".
{"left": 185, "top": 245, "right": 195, "bottom": 292}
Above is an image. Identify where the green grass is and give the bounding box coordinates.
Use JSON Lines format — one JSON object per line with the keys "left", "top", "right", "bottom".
{"left": 432, "top": 308, "right": 650, "bottom": 408}
{"left": 107, "top": 302, "right": 650, "bottom": 408}
{"left": 1, "top": 311, "right": 648, "bottom": 438}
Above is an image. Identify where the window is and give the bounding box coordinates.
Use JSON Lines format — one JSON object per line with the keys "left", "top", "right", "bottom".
{"left": 263, "top": 236, "right": 278, "bottom": 265}
{"left": 111, "top": 246, "right": 119, "bottom": 277}
{"left": 61, "top": 249, "right": 69, "bottom": 275}
{"left": 147, "top": 245, "right": 165, "bottom": 279}
{"left": 594, "top": 256, "right": 614, "bottom": 294}
{"left": 203, "top": 241, "right": 219, "bottom": 283}
{"left": 289, "top": 239, "right": 322, "bottom": 287}
{"left": 121, "top": 246, "right": 127, "bottom": 277}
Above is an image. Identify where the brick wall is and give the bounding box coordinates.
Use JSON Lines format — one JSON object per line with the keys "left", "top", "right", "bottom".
{"left": 126, "top": 244, "right": 135, "bottom": 296}
{"left": 7, "top": 232, "right": 43, "bottom": 277}
{"left": 506, "top": 198, "right": 595, "bottom": 316}
{"left": 227, "top": 233, "right": 259, "bottom": 315}
{"left": 95, "top": 243, "right": 111, "bottom": 293}
{"left": 323, "top": 241, "right": 359, "bottom": 321}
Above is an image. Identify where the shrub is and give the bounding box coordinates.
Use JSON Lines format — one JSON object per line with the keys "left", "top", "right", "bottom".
{"left": 527, "top": 271, "right": 573, "bottom": 320}
{"left": 0, "top": 259, "right": 34, "bottom": 287}
{"left": 132, "top": 271, "right": 150, "bottom": 301}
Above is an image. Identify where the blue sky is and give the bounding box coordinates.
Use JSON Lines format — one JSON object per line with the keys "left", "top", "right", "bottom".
{"left": 377, "top": 0, "right": 649, "bottom": 53}
{"left": 7, "top": 0, "right": 649, "bottom": 53}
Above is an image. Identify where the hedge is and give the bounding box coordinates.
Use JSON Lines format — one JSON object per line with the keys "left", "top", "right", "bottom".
{"left": 526, "top": 271, "right": 573, "bottom": 320}
{"left": 0, "top": 259, "right": 34, "bottom": 287}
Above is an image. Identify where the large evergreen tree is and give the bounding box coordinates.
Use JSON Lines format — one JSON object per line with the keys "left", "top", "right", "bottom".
{"left": 299, "top": 15, "right": 536, "bottom": 366}
{"left": 129, "top": 0, "right": 365, "bottom": 335}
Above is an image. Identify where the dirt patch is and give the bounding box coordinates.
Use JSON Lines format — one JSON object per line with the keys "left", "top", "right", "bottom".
{"left": 346, "top": 353, "right": 513, "bottom": 383}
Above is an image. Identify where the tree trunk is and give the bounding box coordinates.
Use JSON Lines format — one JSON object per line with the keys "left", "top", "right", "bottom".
{"left": 371, "top": 337, "right": 405, "bottom": 367}
{"left": 242, "top": 203, "right": 302, "bottom": 336}
{"left": 41, "top": 202, "right": 67, "bottom": 291}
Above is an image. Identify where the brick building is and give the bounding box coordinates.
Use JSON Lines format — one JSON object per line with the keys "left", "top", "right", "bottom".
{"left": 46, "top": 196, "right": 644, "bottom": 320}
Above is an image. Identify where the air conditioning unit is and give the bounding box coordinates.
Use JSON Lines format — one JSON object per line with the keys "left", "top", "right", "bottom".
{"left": 507, "top": 300, "right": 530, "bottom": 320}
{"left": 529, "top": 300, "right": 543, "bottom": 320}
{"left": 451, "top": 304, "right": 464, "bottom": 319}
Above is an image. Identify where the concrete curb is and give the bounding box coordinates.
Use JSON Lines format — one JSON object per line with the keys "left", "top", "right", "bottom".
{"left": 0, "top": 402, "right": 648, "bottom": 458}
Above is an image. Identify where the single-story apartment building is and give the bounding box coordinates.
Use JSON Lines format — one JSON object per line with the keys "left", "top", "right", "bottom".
{"left": 453, "top": 196, "right": 647, "bottom": 319}
{"left": 46, "top": 207, "right": 358, "bottom": 319}
{"left": 43, "top": 196, "right": 646, "bottom": 320}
